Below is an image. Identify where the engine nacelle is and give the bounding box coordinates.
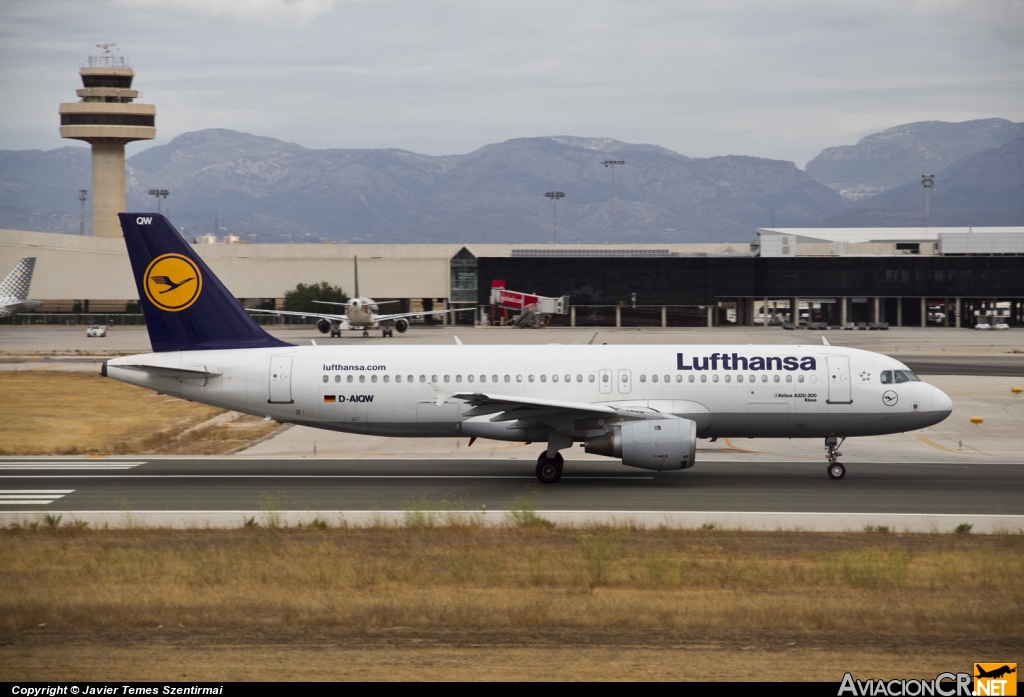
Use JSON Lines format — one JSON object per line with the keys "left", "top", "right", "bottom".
{"left": 585, "top": 418, "right": 696, "bottom": 471}
{"left": 316, "top": 319, "right": 331, "bottom": 334}
{"left": 394, "top": 318, "right": 409, "bottom": 333}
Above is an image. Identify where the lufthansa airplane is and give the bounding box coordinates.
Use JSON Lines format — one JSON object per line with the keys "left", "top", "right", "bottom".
{"left": 104, "top": 214, "right": 953, "bottom": 483}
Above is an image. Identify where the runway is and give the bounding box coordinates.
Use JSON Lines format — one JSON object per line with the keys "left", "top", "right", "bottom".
{"left": 0, "top": 457, "right": 1021, "bottom": 516}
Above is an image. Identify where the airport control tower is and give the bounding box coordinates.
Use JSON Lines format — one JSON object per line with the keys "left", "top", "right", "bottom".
{"left": 59, "top": 44, "right": 156, "bottom": 238}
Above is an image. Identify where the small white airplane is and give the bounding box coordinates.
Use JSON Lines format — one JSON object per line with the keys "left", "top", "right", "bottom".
{"left": 250, "top": 257, "right": 473, "bottom": 337}
{"left": 0, "top": 257, "right": 42, "bottom": 317}
{"left": 106, "top": 214, "right": 953, "bottom": 483}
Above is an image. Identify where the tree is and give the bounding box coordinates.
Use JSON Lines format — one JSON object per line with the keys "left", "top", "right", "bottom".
{"left": 283, "top": 282, "right": 349, "bottom": 312}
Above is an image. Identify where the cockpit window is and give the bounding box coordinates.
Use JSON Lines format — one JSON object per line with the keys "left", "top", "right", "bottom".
{"left": 880, "top": 370, "right": 893, "bottom": 384}
{"left": 894, "top": 370, "right": 910, "bottom": 383}
{"left": 901, "top": 370, "right": 920, "bottom": 382}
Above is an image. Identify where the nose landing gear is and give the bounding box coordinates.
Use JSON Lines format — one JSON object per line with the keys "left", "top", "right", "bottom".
{"left": 825, "top": 436, "right": 846, "bottom": 479}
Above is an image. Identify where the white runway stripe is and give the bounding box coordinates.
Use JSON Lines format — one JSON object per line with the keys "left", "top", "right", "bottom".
{"left": 0, "top": 461, "right": 144, "bottom": 470}
{"left": 0, "top": 489, "right": 74, "bottom": 505}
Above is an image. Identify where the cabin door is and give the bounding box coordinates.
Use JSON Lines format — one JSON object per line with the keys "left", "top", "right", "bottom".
{"left": 826, "top": 356, "right": 853, "bottom": 404}
{"left": 268, "top": 356, "right": 294, "bottom": 404}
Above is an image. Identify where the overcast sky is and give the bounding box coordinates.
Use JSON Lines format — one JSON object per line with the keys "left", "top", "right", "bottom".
{"left": 2, "top": 0, "right": 1022, "bottom": 166}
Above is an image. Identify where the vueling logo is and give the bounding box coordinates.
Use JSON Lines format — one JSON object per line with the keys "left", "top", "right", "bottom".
{"left": 143, "top": 253, "right": 202, "bottom": 312}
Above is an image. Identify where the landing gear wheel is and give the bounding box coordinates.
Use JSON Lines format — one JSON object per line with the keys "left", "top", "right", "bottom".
{"left": 331, "top": 330, "right": 340, "bottom": 338}
{"left": 535, "top": 452, "right": 564, "bottom": 483}
{"left": 362, "top": 329, "right": 369, "bottom": 337}
{"left": 383, "top": 329, "right": 393, "bottom": 337}
{"left": 828, "top": 463, "right": 846, "bottom": 480}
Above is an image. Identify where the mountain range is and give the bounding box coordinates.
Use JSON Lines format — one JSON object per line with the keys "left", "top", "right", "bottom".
{"left": 0, "top": 119, "right": 1020, "bottom": 242}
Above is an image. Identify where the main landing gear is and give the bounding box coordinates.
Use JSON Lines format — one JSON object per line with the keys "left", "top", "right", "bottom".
{"left": 330, "top": 330, "right": 341, "bottom": 338}
{"left": 362, "top": 329, "right": 370, "bottom": 337}
{"left": 536, "top": 451, "right": 564, "bottom": 483}
{"left": 382, "top": 328, "right": 393, "bottom": 337}
{"left": 825, "top": 436, "right": 846, "bottom": 480}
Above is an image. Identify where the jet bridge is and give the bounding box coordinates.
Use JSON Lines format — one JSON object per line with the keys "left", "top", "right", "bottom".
{"left": 489, "top": 281, "right": 569, "bottom": 328}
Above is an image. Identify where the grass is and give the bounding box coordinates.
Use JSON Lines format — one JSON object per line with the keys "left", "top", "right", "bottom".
{"left": 2, "top": 526, "right": 1020, "bottom": 680}
{"left": 0, "top": 371, "right": 280, "bottom": 455}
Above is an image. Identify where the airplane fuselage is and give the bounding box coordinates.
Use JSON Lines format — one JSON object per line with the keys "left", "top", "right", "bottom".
{"left": 107, "top": 343, "right": 952, "bottom": 445}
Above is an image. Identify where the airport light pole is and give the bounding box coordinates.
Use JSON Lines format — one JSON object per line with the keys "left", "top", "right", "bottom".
{"left": 148, "top": 188, "right": 169, "bottom": 214}
{"left": 544, "top": 191, "right": 565, "bottom": 244}
{"left": 602, "top": 160, "right": 625, "bottom": 243}
{"left": 921, "top": 175, "right": 934, "bottom": 229}
{"left": 78, "top": 189, "right": 87, "bottom": 236}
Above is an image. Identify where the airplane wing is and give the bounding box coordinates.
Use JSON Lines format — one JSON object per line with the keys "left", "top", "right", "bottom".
{"left": 247, "top": 308, "right": 347, "bottom": 322}
{"left": 444, "top": 391, "right": 656, "bottom": 430}
{"left": 375, "top": 307, "right": 475, "bottom": 323}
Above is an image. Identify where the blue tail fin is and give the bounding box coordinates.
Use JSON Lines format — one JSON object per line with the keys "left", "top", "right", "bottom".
{"left": 119, "top": 213, "right": 292, "bottom": 353}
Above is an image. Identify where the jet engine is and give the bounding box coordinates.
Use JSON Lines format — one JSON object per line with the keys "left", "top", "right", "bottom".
{"left": 394, "top": 318, "right": 409, "bottom": 333}
{"left": 316, "top": 319, "right": 331, "bottom": 334}
{"left": 585, "top": 418, "right": 696, "bottom": 471}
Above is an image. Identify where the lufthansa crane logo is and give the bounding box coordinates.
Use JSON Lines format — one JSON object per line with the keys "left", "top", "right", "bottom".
{"left": 143, "top": 253, "right": 202, "bottom": 312}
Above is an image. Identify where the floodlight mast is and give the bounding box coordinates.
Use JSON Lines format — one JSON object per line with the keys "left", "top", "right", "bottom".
{"left": 148, "top": 188, "right": 170, "bottom": 214}
{"left": 602, "top": 160, "right": 625, "bottom": 243}
{"left": 544, "top": 191, "right": 566, "bottom": 244}
{"left": 78, "top": 190, "right": 88, "bottom": 236}
{"left": 921, "top": 175, "right": 934, "bottom": 229}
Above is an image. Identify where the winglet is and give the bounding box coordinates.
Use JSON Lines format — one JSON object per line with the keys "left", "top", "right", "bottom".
{"left": 454, "top": 336, "right": 463, "bottom": 346}
{"left": 822, "top": 336, "right": 830, "bottom": 346}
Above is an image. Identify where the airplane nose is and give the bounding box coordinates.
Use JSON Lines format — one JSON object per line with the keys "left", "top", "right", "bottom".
{"left": 931, "top": 387, "right": 953, "bottom": 419}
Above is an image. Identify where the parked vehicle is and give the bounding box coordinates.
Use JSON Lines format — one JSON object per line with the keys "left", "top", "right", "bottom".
{"left": 86, "top": 325, "right": 107, "bottom": 337}
{"left": 993, "top": 323, "right": 1010, "bottom": 330}
{"left": 974, "top": 323, "right": 991, "bottom": 330}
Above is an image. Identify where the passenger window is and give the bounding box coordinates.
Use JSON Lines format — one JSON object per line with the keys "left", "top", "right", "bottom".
{"left": 761, "top": 375, "right": 767, "bottom": 383}
{"left": 396, "top": 375, "right": 402, "bottom": 383}
{"left": 798, "top": 375, "right": 805, "bottom": 383}
{"left": 493, "top": 375, "right": 499, "bottom": 382}
{"left": 880, "top": 370, "right": 892, "bottom": 384}
{"left": 737, "top": 375, "right": 743, "bottom": 383}
{"left": 786, "top": 375, "right": 792, "bottom": 383}
{"left": 478, "top": 375, "right": 485, "bottom": 383}
{"left": 713, "top": 375, "right": 719, "bottom": 383}
{"left": 565, "top": 374, "right": 571, "bottom": 383}
{"left": 371, "top": 375, "right": 377, "bottom": 383}
{"left": 640, "top": 375, "right": 646, "bottom": 383}
{"left": 676, "top": 375, "right": 682, "bottom": 383}
{"left": 359, "top": 375, "right": 366, "bottom": 383}
{"left": 444, "top": 375, "right": 450, "bottom": 383}
{"left": 347, "top": 375, "right": 354, "bottom": 383}
{"left": 894, "top": 371, "right": 909, "bottom": 384}
{"left": 517, "top": 375, "right": 523, "bottom": 382}
{"left": 688, "top": 375, "right": 695, "bottom": 383}
{"left": 456, "top": 375, "right": 463, "bottom": 383}
{"left": 552, "top": 375, "right": 558, "bottom": 382}
{"left": 651, "top": 375, "right": 658, "bottom": 383}
{"left": 589, "top": 375, "right": 595, "bottom": 383}
{"left": 701, "top": 375, "right": 707, "bottom": 383}
{"left": 467, "top": 375, "right": 474, "bottom": 382}
{"left": 773, "top": 375, "right": 780, "bottom": 383}
{"left": 540, "top": 375, "right": 547, "bottom": 383}
{"left": 431, "top": 375, "right": 437, "bottom": 383}
{"left": 335, "top": 375, "right": 341, "bottom": 383}
{"left": 505, "top": 375, "right": 511, "bottom": 382}
{"left": 322, "top": 375, "right": 328, "bottom": 383}
{"left": 577, "top": 375, "right": 583, "bottom": 382}
{"left": 602, "top": 374, "right": 609, "bottom": 383}
{"left": 529, "top": 375, "right": 535, "bottom": 382}
{"left": 664, "top": 375, "right": 670, "bottom": 383}
{"left": 383, "top": 375, "right": 389, "bottom": 383}
{"left": 725, "top": 375, "right": 731, "bottom": 383}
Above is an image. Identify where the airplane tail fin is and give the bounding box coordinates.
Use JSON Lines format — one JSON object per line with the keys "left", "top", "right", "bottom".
{"left": 0, "top": 257, "right": 35, "bottom": 300}
{"left": 119, "top": 213, "right": 291, "bottom": 353}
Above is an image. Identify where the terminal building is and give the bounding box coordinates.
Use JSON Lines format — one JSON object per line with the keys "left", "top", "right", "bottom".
{"left": 1, "top": 225, "right": 1021, "bottom": 328}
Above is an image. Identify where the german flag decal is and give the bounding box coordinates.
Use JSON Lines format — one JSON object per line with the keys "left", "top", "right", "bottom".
{"left": 323, "top": 395, "right": 337, "bottom": 403}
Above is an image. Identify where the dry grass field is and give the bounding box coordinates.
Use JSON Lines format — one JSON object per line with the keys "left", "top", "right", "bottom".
{"left": 1, "top": 525, "right": 1020, "bottom": 680}
{"left": 0, "top": 371, "right": 280, "bottom": 455}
